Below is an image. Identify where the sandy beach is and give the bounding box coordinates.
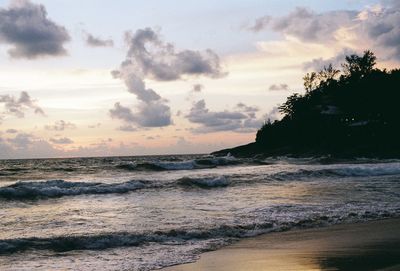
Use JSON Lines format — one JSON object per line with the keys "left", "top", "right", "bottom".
{"left": 162, "top": 219, "right": 400, "bottom": 271}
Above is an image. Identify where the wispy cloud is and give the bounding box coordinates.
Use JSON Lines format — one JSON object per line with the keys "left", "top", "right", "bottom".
{"left": 0, "top": 91, "right": 45, "bottom": 121}
{"left": 85, "top": 33, "right": 114, "bottom": 47}
{"left": 44, "top": 120, "right": 76, "bottom": 131}
{"left": 49, "top": 137, "right": 74, "bottom": 144}
{"left": 269, "top": 84, "right": 289, "bottom": 91}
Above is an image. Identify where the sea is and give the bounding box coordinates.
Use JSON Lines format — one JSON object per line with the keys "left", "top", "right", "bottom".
{"left": 0, "top": 154, "right": 399, "bottom": 270}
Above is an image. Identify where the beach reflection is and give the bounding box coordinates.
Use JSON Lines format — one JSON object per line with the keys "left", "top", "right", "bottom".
{"left": 163, "top": 219, "right": 400, "bottom": 271}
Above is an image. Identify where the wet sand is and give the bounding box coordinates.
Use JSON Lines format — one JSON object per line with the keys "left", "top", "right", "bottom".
{"left": 162, "top": 219, "right": 400, "bottom": 271}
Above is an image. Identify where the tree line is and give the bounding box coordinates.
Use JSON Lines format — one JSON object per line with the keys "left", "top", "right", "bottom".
{"left": 255, "top": 51, "right": 400, "bottom": 157}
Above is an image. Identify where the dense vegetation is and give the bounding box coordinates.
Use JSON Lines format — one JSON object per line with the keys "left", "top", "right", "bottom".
{"left": 214, "top": 51, "right": 400, "bottom": 157}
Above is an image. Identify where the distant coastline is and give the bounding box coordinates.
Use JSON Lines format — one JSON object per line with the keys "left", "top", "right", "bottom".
{"left": 213, "top": 51, "right": 400, "bottom": 158}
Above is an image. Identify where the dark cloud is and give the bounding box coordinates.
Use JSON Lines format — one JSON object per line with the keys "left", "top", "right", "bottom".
{"left": 0, "top": 91, "right": 45, "bottom": 119}
{"left": 109, "top": 102, "right": 135, "bottom": 122}
{"left": 186, "top": 99, "right": 263, "bottom": 133}
{"left": 111, "top": 27, "right": 225, "bottom": 128}
{"left": 121, "top": 74, "right": 162, "bottom": 103}
{"left": 0, "top": 0, "right": 70, "bottom": 59}
{"left": 269, "top": 84, "right": 289, "bottom": 91}
{"left": 120, "top": 27, "right": 226, "bottom": 81}
{"left": 44, "top": 120, "right": 76, "bottom": 131}
{"left": 49, "top": 137, "right": 73, "bottom": 144}
{"left": 85, "top": 33, "right": 113, "bottom": 47}
{"left": 110, "top": 101, "right": 171, "bottom": 127}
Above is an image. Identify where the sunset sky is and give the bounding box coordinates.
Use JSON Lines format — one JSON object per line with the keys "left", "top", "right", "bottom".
{"left": 0, "top": 0, "right": 399, "bottom": 158}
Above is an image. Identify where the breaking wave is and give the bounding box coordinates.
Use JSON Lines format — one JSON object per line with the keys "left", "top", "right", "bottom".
{"left": 2, "top": 162, "right": 399, "bottom": 201}
{"left": 272, "top": 162, "right": 400, "bottom": 180}
{"left": 0, "top": 223, "right": 270, "bottom": 255}
{"left": 0, "top": 208, "right": 396, "bottom": 255}
{"left": 116, "top": 155, "right": 240, "bottom": 171}
{"left": 0, "top": 179, "right": 147, "bottom": 200}
{"left": 0, "top": 175, "right": 232, "bottom": 200}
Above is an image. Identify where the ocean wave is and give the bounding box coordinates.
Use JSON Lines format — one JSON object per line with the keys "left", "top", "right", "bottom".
{"left": 273, "top": 163, "right": 400, "bottom": 179}
{"left": 0, "top": 209, "right": 396, "bottom": 255}
{"left": 0, "top": 179, "right": 146, "bottom": 200}
{"left": 0, "top": 222, "right": 274, "bottom": 255}
{"left": 116, "top": 155, "right": 240, "bottom": 171}
{"left": 328, "top": 164, "right": 400, "bottom": 177}
{"left": 116, "top": 162, "right": 166, "bottom": 171}
{"left": 0, "top": 175, "right": 232, "bottom": 200}
{"left": 178, "top": 176, "right": 230, "bottom": 188}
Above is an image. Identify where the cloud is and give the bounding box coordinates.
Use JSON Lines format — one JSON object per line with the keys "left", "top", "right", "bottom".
{"left": 5, "top": 128, "right": 18, "bottom": 133}
{"left": 85, "top": 33, "right": 113, "bottom": 47}
{"left": 0, "top": 0, "right": 70, "bottom": 59}
{"left": 44, "top": 120, "right": 76, "bottom": 131}
{"left": 247, "top": 16, "right": 271, "bottom": 32}
{"left": 119, "top": 27, "right": 226, "bottom": 81}
{"left": 88, "top": 123, "right": 101, "bottom": 128}
{"left": 7, "top": 132, "right": 34, "bottom": 148}
{"left": 49, "top": 137, "right": 73, "bottom": 144}
{"left": 249, "top": 7, "right": 356, "bottom": 43}
{"left": 186, "top": 99, "right": 263, "bottom": 133}
{"left": 192, "top": 84, "right": 204, "bottom": 92}
{"left": 1, "top": 132, "right": 64, "bottom": 158}
{"left": 110, "top": 101, "right": 171, "bottom": 127}
{"left": 263, "top": 106, "right": 282, "bottom": 123}
{"left": 269, "top": 84, "right": 289, "bottom": 91}
{"left": 0, "top": 132, "right": 242, "bottom": 159}
{"left": 111, "top": 27, "right": 226, "bottom": 128}
{"left": 120, "top": 74, "right": 162, "bottom": 103}
{"left": 358, "top": 2, "right": 400, "bottom": 60}
{"left": 249, "top": 2, "right": 400, "bottom": 61}
{"left": 303, "top": 48, "right": 358, "bottom": 71}
{"left": 0, "top": 91, "right": 45, "bottom": 120}
{"left": 236, "top": 102, "right": 259, "bottom": 113}
{"left": 186, "top": 84, "right": 204, "bottom": 101}
{"left": 109, "top": 102, "right": 135, "bottom": 122}
{"left": 117, "top": 124, "right": 137, "bottom": 132}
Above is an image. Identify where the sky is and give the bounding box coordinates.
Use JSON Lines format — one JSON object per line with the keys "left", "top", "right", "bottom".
{"left": 0, "top": 0, "right": 399, "bottom": 159}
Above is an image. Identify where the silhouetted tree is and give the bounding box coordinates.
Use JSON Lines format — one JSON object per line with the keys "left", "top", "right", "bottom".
{"left": 342, "top": 50, "right": 376, "bottom": 78}
{"left": 251, "top": 50, "right": 400, "bottom": 157}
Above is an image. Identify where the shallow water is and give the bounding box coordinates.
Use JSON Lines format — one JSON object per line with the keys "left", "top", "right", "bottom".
{"left": 0, "top": 154, "right": 399, "bottom": 270}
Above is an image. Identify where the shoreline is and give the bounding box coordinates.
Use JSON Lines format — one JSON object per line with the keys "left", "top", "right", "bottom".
{"left": 161, "top": 218, "right": 400, "bottom": 271}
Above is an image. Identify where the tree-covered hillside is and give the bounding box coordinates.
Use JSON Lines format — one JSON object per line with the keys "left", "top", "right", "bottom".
{"left": 214, "top": 51, "right": 400, "bottom": 157}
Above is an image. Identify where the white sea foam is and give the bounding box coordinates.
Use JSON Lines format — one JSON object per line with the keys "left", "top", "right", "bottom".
{"left": 0, "top": 179, "right": 146, "bottom": 200}
{"left": 1, "top": 155, "right": 399, "bottom": 271}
